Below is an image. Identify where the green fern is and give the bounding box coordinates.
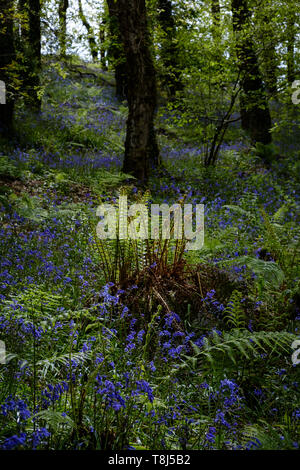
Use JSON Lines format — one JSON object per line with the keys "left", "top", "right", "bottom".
{"left": 31, "top": 410, "right": 74, "bottom": 434}
{"left": 4, "top": 350, "right": 91, "bottom": 378}
{"left": 4, "top": 286, "right": 71, "bottom": 315}
{"left": 241, "top": 421, "right": 297, "bottom": 450}
{"left": 260, "top": 208, "right": 285, "bottom": 268}
{"left": 223, "top": 290, "right": 246, "bottom": 329}
{"left": 0, "top": 156, "right": 22, "bottom": 180}
{"left": 184, "top": 329, "right": 296, "bottom": 371}
{"left": 37, "top": 350, "right": 92, "bottom": 377}
{"left": 220, "top": 255, "right": 285, "bottom": 288}
{"left": 92, "top": 189, "right": 188, "bottom": 285}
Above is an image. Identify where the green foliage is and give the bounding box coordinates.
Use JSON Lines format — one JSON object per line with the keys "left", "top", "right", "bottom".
{"left": 223, "top": 290, "right": 246, "bottom": 329}
{"left": 251, "top": 143, "right": 277, "bottom": 165}
{"left": 31, "top": 410, "right": 75, "bottom": 436}
{"left": 3, "top": 286, "right": 71, "bottom": 315}
{"left": 97, "top": 170, "right": 135, "bottom": 190}
{"left": 241, "top": 422, "right": 299, "bottom": 450}
{"left": 92, "top": 189, "right": 187, "bottom": 286}
{"left": 186, "top": 329, "right": 296, "bottom": 373}
{"left": 7, "top": 193, "right": 49, "bottom": 222}
{"left": 224, "top": 256, "right": 285, "bottom": 289}
{"left": 0, "top": 156, "right": 22, "bottom": 180}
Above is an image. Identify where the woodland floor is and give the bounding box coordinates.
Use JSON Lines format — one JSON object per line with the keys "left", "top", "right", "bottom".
{"left": 0, "top": 61, "right": 299, "bottom": 450}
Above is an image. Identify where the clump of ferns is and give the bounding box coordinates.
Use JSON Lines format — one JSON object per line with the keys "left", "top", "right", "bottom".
{"left": 223, "top": 290, "right": 247, "bottom": 330}
{"left": 90, "top": 188, "right": 188, "bottom": 289}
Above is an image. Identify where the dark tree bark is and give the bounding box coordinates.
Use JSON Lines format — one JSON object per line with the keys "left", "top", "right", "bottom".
{"left": 58, "top": 0, "right": 68, "bottom": 58}
{"left": 106, "top": 0, "right": 127, "bottom": 100}
{"left": 116, "top": 0, "right": 160, "bottom": 182}
{"left": 78, "top": 0, "right": 98, "bottom": 62}
{"left": 0, "top": 0, "right": 15, "bottom": 136}
{"left": 157, "top": 0, "right": 183, "bottom": 98}
{"left": 287, "top": 11, "right": 296, "bottom": 85}
{"left": 19, "top": 0, "right": 41, "bottom": 111}
{"left": 231, "top": 0, "right": 272, "bottom": 146}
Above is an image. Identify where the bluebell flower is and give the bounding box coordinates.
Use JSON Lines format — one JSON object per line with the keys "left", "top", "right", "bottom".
{"left": 1, "top": 432, "right": 27, "bottom": 450}
{"left": 205, "top": 426, "right": 216, "bottom": 444}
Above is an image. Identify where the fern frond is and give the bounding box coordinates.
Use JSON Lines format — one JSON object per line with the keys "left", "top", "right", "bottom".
{"left": 220, "top": 256, "right": 285, "bottom": 288}
{"left": 4, "top": 287, "right": 70, "bottom": 315}
{"left": 32, "top": 410, "right": 74, "bottom": 434}
{"left": 188, "top": 329, "right": 295, "bottom": 370}
{"left": 223, "top": 290, "right": 246, "bottom": 329}
{"left": 37, "top": 351, "right": 91, "bottom": 377}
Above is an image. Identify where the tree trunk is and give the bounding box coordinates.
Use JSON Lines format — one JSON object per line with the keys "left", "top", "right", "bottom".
{"left": 78, "top": 0, "right": 98, "bottom": 62}
{"left": 0, "top": 0, "right": 15, "bottom": 136}
{"left": 58, "top": 0, "right": 68, "bottom": 58}
{"left": 116, "top": 0, "right": 160, "bottom": 182}
{"left": 157, "top": 0, "right": 183, "bottom": 98}
{"left": 19, "top": 0, "right": 41, "bottom": 111}
{"left": 231, "top": 0, "right": 272, "bottom": 146}
{"left": 106, "top": 0, "right": 127, "bottom": 100}
{"left": 28, "top": 0, "right": 41, "bottom": 110}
